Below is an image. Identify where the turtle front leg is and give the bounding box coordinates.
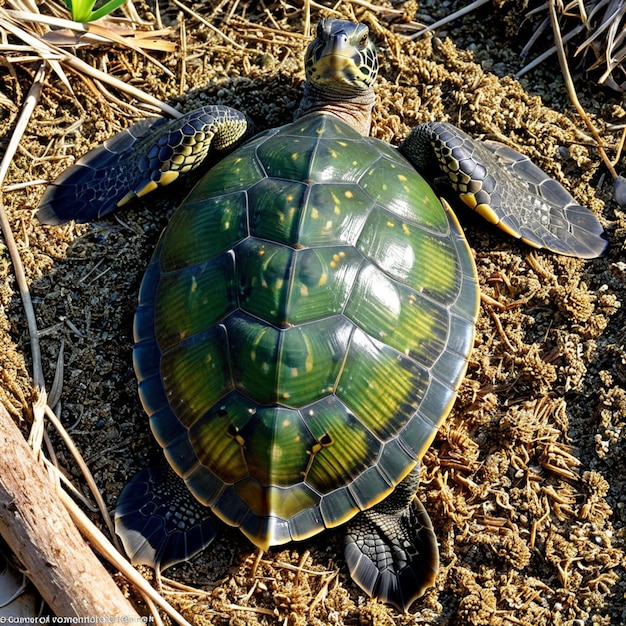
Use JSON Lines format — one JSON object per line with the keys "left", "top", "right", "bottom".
{"left": 344, "top": 466, "right": 438, "bottom": 612}
{"left": 37, "top": 105, "right": 251, "bottom": 224}
{"left": 400, "top": 121, "right": 607, "bottom": 259}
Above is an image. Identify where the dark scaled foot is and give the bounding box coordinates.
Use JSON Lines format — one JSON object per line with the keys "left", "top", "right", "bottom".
{"left": 115, "top": 466, "right": 219, "bottom": 570}
{"left": 36, "top": 117, "right": 170, "bottom": 225}
{"left": 401, "top": 121, "right": 608, "bottom": 260}
{"left": 344, "top": 468, "right": 439, "bottom": 612}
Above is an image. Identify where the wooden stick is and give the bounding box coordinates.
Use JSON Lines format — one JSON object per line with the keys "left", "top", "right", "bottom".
{"left": 0, "top": 400, "right": 139, "bottom": 617}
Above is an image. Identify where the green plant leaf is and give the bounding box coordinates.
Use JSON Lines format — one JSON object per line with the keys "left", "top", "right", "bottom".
{"left": 61, "top": 0, "right": 127, "bottom": 22}
{"left": 89, "top": 0, "right": 128, "bottom": 21}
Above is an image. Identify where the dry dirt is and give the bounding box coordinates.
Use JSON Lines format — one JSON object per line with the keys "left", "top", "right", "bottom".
{"left": 1, "top": 0, "right": 626, "bottom": 624}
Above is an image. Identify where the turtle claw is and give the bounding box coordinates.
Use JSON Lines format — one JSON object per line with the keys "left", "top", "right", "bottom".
{"left": 115, "top": 466, "right": 219, "bottom": 570}
{"left": 344, "top": 471, "right": 438, "bottom": 612}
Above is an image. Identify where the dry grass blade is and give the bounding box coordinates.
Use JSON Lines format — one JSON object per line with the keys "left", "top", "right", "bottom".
{"left": 516, "top": 23, "right": 584, "bottom": 77}
{"left": 9, "top": 9, "right": 178, "bottom": 59}
{"left": 0, "top": 7, "right": 179, "bottom": 116}
{"left": 5, "top": 0, "right": 40, "bottom": 14}
{"left": 169, "top": 0, "right": 244, "bottom": 49}
{"left": 44, "top": 404, "right": 117, "bottom": 545}
{"left": 548, "top": 0, "right": 618, "bottom": 179}
{"left": 575, "top": 0, "right": 624, "bottom": 62}
{"left": 409, "top": 0, "right": 492, "bottom": 39}
{"left": 0, "top": 63, "right": 47, "bottom": 393}
{"left": 0, "top": 12, "right": 73, "bottom": 102}
{"left": 519, "top": 0, "right": 626, "bottom": 90}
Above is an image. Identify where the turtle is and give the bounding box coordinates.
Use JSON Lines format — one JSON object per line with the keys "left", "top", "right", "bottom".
{"left": 37, "top": 19, "right": 607, "bottom": 611}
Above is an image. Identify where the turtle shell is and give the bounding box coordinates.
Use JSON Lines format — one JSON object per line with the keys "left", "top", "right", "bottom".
{"left": 133, "top": 113, "right": 479, "bottom": 549}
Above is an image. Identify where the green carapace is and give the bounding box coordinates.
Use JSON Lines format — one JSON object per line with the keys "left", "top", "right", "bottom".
{"left": 38, "top": 19, "right": 607, "bottom": 611}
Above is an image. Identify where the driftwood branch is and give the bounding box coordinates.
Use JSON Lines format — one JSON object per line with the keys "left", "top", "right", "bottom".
{"left": 0, "top": 400, "right": 139, "bottom": 617}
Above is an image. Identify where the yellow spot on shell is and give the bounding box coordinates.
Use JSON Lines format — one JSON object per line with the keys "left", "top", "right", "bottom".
{"left": 291, "top": 152, "right": 299, "bottom": 160}
{"left": 398, "top": 174, "right": 408, "bottom": 182}
{"left": 311, "top": 208, "right": 319, "bottom": 219}
{"left": 386, "top": 221, "right": 394, "bottom": 228}
{"left": 344, "top": 190, "right": 353, "bottom": 199}
{"left": 402, "top": 224, "right": 410, "bottom": 236}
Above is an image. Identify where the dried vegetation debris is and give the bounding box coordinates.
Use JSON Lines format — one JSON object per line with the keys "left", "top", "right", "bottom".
{"left": 418, "top": 0, "right": 626, "bottom": 92}
{"left": 1, "top": 0, "right": 625, "bottom": 623}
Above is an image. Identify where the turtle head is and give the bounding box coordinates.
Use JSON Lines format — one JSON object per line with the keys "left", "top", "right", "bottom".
{"left": 304, "top": 20, "right": 379, "bottom": 94}
{"left": 297, "top": 20, "right": 378, "bottom": 133}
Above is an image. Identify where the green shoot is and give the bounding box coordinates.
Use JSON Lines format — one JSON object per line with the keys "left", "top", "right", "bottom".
{"left": 61, "top": 0, "right": 128, "bottom": 22}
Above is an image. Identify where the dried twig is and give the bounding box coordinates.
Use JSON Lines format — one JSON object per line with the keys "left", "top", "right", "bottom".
{"left": 0, "top": 63, "right": 47, "bottom": 391}
{"left": 548, "top": 0, "right": 618, "bottom": 180}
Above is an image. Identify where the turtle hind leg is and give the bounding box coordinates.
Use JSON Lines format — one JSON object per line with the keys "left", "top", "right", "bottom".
{"left": 344, "top": 466, "right": 439, "bottom": 612}
{"left": 115, "top": 466, "right": 220, "bottom": 571}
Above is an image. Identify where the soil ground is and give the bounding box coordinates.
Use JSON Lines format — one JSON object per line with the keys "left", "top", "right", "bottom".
{"left": 1, "top": 0, "right": 625, "bottom": 624}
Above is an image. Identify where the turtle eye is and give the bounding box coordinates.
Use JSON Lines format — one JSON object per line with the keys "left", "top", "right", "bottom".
{"left": 358, "top": 31, "right": 369, "bottom": 47}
